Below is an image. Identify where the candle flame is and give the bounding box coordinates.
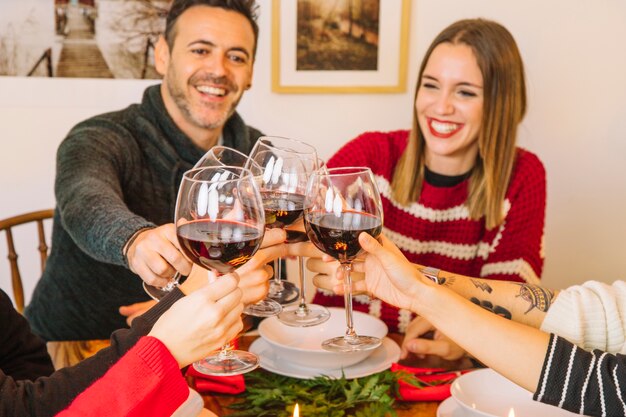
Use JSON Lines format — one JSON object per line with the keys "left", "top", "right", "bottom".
{"left": 508, "top": 407, "right": 515, "bottom": 417}
{"left": 293, "top": 403, "right": 300, "bottom": 417}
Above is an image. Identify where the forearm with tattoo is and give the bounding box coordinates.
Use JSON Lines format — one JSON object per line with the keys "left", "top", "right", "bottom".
{"left": 437, "top": 271, "right": 556, "bottom": 329}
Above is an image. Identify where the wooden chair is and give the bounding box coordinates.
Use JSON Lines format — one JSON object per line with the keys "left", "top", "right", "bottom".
{"left": 0, "top": 209, "right": 54, "bottom": 313}
{"left": 0, "top": 209, "right": 112, "bottom": 369}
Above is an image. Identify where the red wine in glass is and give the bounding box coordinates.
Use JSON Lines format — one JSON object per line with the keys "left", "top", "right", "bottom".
{"left": 285, "top": 230, "right": 308, "bottom": 243}
{"left": 178, "top": 219, "right": 264, "bottom": 275}
{"left": 261, "top": 191, "right": 305, "bottom": 229}
{"left": 262, "top": 191, "right": 309, "bottom": 243}
{"left": 305, "top": 211, "right": 382, "bottom": 262}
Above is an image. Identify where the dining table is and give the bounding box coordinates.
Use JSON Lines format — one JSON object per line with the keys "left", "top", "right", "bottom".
{"left": 192, "top": 332, "right": 474, "bottom": 416}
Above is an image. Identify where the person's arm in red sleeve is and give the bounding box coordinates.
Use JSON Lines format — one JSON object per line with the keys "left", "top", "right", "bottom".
{"left": 55, "top": 337, "right": 188, "bottom": 417}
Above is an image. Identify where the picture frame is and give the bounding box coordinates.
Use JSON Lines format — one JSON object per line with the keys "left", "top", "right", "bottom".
{"left": 272, "top": 0, "right": 410, "bottom": 94}
{"left": 0, "top": 0, "right": 164, "bottom": 79}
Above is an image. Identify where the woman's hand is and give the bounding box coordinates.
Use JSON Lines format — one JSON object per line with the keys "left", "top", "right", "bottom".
{"left": 148, "top": 273, "right": 244, "bottom": 368}
{"left": 401, "top": 316, "right": 467, "bottom": 360}
{"left": 355, "top": 233, "right": 429, "bottom": 312}
{"left": 305, "top": 233, "right": 423, "bottom": 303}
{"left": 279, "top": 237, "right": 371, "bottom": 300}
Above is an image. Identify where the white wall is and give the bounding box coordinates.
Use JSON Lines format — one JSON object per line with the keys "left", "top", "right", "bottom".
{"left": 2, "top": 0, "right": 626, "bottom": 305}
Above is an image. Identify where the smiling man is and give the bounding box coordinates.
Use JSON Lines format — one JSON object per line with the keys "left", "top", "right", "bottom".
{"left": 157, "top": 1, "right": 256, "bottom": 149}
{"left": 25, "top": 0, "right": 263, "bottom": 350}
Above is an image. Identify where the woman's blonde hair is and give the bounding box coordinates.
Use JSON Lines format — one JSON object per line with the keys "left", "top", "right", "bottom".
{"left": 391, "top": 18, "right": 526, "bottom": 229}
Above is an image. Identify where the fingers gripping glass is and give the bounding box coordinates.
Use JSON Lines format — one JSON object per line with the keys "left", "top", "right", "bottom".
{"left": 142, "top": 272, "right": 182, "bottom": 302}
{"left": 303, "top": 167, "right": 384, "bottom": 352}
{"left": 177, "top": 166, "right": 265, "bottom": 376}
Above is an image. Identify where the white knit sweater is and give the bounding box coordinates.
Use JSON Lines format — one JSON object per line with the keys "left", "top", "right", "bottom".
{"left": 540, "top": 280, "right": 626, "bottom": 353}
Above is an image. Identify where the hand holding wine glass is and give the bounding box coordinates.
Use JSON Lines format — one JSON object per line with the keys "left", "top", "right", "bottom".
{"left": 304, "top": 167, "right": 384, "bottom": 352}
{"left": 134, "top": 224, "right": 193, "bottom": 301}
{"left": 142, "top": 146, "right": 263, "bottom": 301}
{"left": 148, "top": 272, "right": 244, "bottom": 368}
{"left": 176, "top": 165, "right": 265, "bottom": 376}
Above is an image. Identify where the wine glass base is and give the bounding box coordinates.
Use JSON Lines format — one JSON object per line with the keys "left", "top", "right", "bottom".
{"left": 267, "top": 281, "right": 300, "bottom": 305}
{"left": 143, "top": 281, "right": 169, "bottom": 301}
{"left": 278, "top": 304, "right": 331, "bottom": 327}
{"left": 193, "top": 350, "right": 259, "bottom": 376}
{"left": 322, "top": 335, "right": 382, "bottom": 353}
{"left": 243, "top": 298, "right": 283, "bottom": 317}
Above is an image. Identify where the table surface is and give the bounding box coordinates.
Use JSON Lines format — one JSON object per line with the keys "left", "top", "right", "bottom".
{"left": 196, "top": 333, "right": 473, "bottom": 416}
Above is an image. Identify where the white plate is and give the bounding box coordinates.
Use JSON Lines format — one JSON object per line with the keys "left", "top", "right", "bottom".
{"left": 437, "top": 397, "right": 465, "bottom": 417}
{"left": 451, "top": 368, "right": 585, "bottom": 417}
{"left": 249, "top": 336, "right": 400, "bottom": 379}
{"left": 258, "top": 307, "right": 387, "bottom": 369}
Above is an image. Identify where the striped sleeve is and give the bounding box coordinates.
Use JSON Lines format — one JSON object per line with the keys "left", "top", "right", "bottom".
{"left": 534, "top": 334, "right": 626, "bottom": 416}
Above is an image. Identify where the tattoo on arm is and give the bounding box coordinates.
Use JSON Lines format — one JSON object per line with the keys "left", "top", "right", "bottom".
{"left": 469, "top": 297, "right": 512, "bottom": 320}
{"left": 439, "top": 275, "right": 455, "bottom": 287}
{"left": 470, "top": 279, "right": 493, "bottom": 293}
{"left": 514, "top": 284, "right": 555, "bottom": 314}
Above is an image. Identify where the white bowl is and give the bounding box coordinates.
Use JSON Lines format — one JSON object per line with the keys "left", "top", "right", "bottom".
{"left": 258, "top": 307, "right": 388, "bottom": 370}
{"left": 451, "top": 368, "right": 584, "bottom": 417}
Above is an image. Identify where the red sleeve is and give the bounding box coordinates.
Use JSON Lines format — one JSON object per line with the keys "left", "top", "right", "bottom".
{"left": 481, "top": 149, "right": 546, "bottom": 283}
{"left": 55, "top": 337, "right": 188, "bottom": 417}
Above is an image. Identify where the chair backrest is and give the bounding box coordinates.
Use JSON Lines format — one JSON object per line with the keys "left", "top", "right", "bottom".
{"left": 0, "top": 209, "right": 54, "bottom": 313}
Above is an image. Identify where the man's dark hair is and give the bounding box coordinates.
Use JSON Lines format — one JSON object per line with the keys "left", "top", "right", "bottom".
{"left": 165, "top": 0, "right": 259, "bottom": 57}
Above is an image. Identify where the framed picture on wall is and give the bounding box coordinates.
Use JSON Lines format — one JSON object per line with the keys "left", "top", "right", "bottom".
{"left": 272, "top": 0, "right": 410, "bottom": 93}
{"left": 0, "top": 0, "right": 165, "bottom": 79}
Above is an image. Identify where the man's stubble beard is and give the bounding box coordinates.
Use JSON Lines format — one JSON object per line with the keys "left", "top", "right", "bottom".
{"left": 166, "top": 68, "right": 243, "bottom": 131}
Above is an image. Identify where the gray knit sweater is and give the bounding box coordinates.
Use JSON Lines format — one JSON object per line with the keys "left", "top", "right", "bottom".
{"left": 25, "top": 84, "right": 262, "bottom": 340}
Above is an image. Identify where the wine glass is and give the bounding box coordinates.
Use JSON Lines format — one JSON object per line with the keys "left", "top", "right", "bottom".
{"left": 194, "top": 145, "right": 255, "bottom": 169}
{"left": 303, "top": 167, "right": 384, "bottom": 352}
{"left": 142, "top": 146, "right": 264, "bottom": 301}
{"left": 177, "top": 165, "right": 265, "bottom": 376}
{"left": 278, "top": 158, "right": 330, "bottom": 327}
{"left": 243, "top": 136, "right": 318, "bottom": 317}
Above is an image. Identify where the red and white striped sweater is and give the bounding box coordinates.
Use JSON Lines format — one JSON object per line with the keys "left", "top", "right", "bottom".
{"left": 313, "top": 130, "right": 546, "bottom": 333}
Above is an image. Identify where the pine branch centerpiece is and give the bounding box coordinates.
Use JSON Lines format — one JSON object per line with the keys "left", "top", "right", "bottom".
{"left": 227, "top": 369, "right": 433, "bottom": 417}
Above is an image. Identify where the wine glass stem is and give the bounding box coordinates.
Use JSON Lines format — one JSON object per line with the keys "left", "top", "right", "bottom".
{"left": 218, "top": 341, "right": 236, "bottom": 360}
{"left": 296, "top": 256, "right": 308, "bottom": 314}
{"left": 213, "top": 271, "right": 238, "bottom": 359}
{"left": 162, "top": 272, "right": 181, "bottom": 292}
{"left": 341, "top": 262, "right": 357, "bottom": 339}
{"left": 272, "top": 258, "right": 284, "bottom": 292}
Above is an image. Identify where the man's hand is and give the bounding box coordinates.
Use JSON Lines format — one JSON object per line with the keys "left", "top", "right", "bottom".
{"left": 126, "top": 224, "right": 192, "bottom": 287}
